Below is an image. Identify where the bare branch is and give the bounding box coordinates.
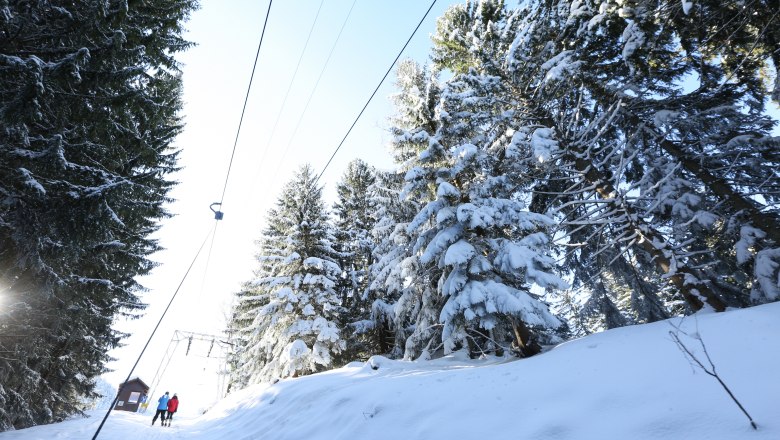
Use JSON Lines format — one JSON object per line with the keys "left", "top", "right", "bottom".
{"left": 668, "top": 320, "right": 758, "bottom": 430}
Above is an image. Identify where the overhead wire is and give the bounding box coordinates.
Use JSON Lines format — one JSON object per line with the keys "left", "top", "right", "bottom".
{"left": 267, "top": 0, "right": 359, "bottom": 185}
{"left": 145, "top": 331, "right": 183, "bottom": 410}
{"left": 200, "top": 0, "right": 275, "bottom": 327}
{"left": 203, "top": 0, "right": 274, "bottom": 302}
{"left": 219, "top": 0, "right": 275, "bottom": 207}
{"left": 314, "top": 0, "right": 439, "bottom": 185}
{"left": 252, "top": 0, "right": 327, "bottom": 189}
{"left": 197, "top": 226, "right": 218, "bottom": 301}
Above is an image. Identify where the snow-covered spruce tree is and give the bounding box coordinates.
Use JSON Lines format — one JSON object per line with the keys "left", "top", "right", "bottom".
{"left": 402, "top": 52, "right": 567, "bottom": 358}
{"left": 331, "top": 159, "right": 377, "bottom": 360}
{"left": 0, "top": 0, "right": 195, "bottom": 431}
{"left": 229, "top": 165, "right": 345, "bottom": 384}
{"left": 428, "top": 0, "right": 640, "bottom": 334}
{"left": 228, "top": 218, "right": 295, "bottom": 389}
{"left": 427, "top": 1, "right": 614, "bottom": 343}
{"left": 508, "top": 0, "right": 700, "bottom": 322}
{"left": 388, "top": 60, "right": 440, "bottom": 167}
{"left": 365, "top": 170, "right": 419, "bottom": 357}
{"left": 228, "top": 278, "right": 274, "bottom": 390}
{"left": 430, "top": 0, "right": 509, "bottom": 77}
{"left": 504, "top": 0, "right": 735, "bottom": 314}
{"left": 378, "top": 59, "right": 448, "bottom": 359}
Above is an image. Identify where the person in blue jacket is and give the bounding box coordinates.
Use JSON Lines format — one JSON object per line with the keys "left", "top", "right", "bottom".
{"left": 151, "top": 391, "right": 169, "bottom": 426}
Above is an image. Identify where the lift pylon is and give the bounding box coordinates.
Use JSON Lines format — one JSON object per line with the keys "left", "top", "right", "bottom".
{"left": 146, "top": 329, "right": 232, "bottom": 408}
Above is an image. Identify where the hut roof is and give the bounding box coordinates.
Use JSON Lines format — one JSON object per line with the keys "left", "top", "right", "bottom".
{"left": 119, "top": 377, "right": 150, "bottom": 390}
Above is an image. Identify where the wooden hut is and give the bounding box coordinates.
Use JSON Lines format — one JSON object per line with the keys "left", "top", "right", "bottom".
{"left": 114, "top": 377, "right": 150, "bottom": 412}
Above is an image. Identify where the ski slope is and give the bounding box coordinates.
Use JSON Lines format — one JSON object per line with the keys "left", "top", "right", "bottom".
{"left": 2, "top": 302, "right": 778, "bottom": 439}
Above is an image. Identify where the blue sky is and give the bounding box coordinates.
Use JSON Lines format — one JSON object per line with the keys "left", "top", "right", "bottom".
{"left": 104, "top": 0, "right": 462, "bottom": 397}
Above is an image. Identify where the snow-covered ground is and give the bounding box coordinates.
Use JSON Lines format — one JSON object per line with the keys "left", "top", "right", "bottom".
{"left": 2, "top": 302, "right": 777, "bottom": 440}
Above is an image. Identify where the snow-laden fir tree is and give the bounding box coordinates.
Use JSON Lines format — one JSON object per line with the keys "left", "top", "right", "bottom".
{"left": 230, "top": 165, "right": 345, "bottom": 385}
{"left": 402, "top": 56, "right": 567, "bottom": 358}
{"left": 360, "top": 60, "right": 443, "bottom": 358}
{"left": 364, "top": 169, "right": 421, "bottom": 357}
{"left": 488, "top": 0, "right": 735, "bottom": 316}
{"left": 612, "top": 0, "right": 779, "bottom": 307}
{"left": 378, "top": 6, "right": 570, "bottom": 358}
{"left": 446, "top": 0, "right": 780, "bottom": 318}
{"left": 421, "top": 0, "right": 683, "bottom": 332}
{"left": 376, "top": 59, "right": 447, "bottom": 359}
{"left": 332, "top": 159, "right": 377, "bottom": 359}
{"left": 513, "top": 0, "right": 729, "bottom": 317}
{"left": 497, "top": 0, "right": 778, "bottom": 314}
{"left": 0, "top": 0, "right": 195, "bottom": 430}
{"left": 430, "top": 0, "right": 508, "bottom": 77}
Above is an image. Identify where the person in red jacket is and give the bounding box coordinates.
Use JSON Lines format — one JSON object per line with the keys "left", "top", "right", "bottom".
{"left": 164, "top": 394, "right": 179, "bottom": 427}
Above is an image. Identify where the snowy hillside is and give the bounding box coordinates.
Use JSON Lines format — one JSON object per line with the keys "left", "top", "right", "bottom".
{"left": 2, "top": 303, "right": 777, "bottom": 440}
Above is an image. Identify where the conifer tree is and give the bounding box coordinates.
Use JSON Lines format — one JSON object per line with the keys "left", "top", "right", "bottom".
{"left": 365, "top": 169, "right": 418, "bottom": 357}
{"left": 332, "top": 159, "right": 377, "bottom": 359}
{"left": 230, "top": 165, "right": 344, "bottom": 384}
{"left": 401, "top": 53, "right": 567, "bottom": 358}
{"left": 0, "top": 0, "right": 195, "bottom": 430}
{"left": 530, "top": 0, "right": 780, "bottom": 307}
{"left": 382, "top": 59, "right": 446, "bottom": 359}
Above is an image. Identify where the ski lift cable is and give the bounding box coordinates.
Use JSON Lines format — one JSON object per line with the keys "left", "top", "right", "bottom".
{"left": 218, "top": 0, "right": 274, "bottom": 208}
{"left": 314, "top": 0, "right": 438, "bottom": 185}
{"left": 146, "top": 331, "right": 181, "bottom": 400}
{"left": 198, "top": 0, "right": 275, "bottom": 378}
{"left": 267, "top": 0, "right": 359, "bottom": 185}
{"left": 252, "top": 0, "right": 326, "bottom": 185}
{"left": 146, "top": 332, "right": 183, "bottom": 411}
{"left": 91, "top": 225, "right": 216, "bottom": 440}
{"left": 197, "top": 223, "right": 219, "bottom": 301}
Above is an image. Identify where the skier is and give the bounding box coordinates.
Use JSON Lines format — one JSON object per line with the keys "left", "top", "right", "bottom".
{"left": 164, "top": 393, "right": 179, "bottom": 427}
{"left": 151, "top": 391, "right": 169, "bottom": 426}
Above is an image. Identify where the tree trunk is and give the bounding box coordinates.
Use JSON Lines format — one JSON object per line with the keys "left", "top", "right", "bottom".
{"left": 510, "top": 316, "right": 542, "bottom": 357}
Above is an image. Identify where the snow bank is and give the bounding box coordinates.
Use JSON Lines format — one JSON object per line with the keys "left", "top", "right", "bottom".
{"left": 2, "top": 303, "right": 778, "bottom": 439}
